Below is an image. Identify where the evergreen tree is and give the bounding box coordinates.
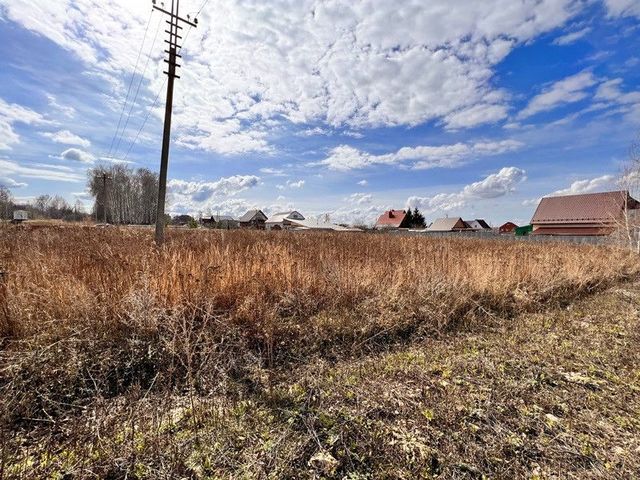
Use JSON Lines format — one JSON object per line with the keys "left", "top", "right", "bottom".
{"left": 404, "top": 207, "right": 414, "bottom": 228}
{"left": 412, "top": 208, "right": 426, "bottom": 228}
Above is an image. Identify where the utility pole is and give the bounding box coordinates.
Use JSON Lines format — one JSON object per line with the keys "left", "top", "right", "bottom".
{"left": 102, "top": 172, "right": 111, "bottom": 225}
{"left": 153, "top": 0, "right": 198, "bottom": 246}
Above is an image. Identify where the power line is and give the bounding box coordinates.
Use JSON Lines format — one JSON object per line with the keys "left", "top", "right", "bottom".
{"left": 121, "top": 19, "right": 197, "bottom": 163}
{"left": 112, "top": 14, "right": 163, "bottom": 159}
{"left": 106, "top": 8, "right": 154, "bottom": 159}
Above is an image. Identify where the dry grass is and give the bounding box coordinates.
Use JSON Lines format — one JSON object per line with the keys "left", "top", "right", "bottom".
{"left": 0, "top": 225, "right": 639, "bottom": 478}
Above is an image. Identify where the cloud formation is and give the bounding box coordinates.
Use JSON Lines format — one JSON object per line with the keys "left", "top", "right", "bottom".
{"left": 43, "top": 130, "right": 91, "bottom": 148}
{"left": 0, "top": 98, "right": 47, "bottom": 150}
{"left": 553, "top": 27, "right": 591, "bottom": 45}
{"left": 61, "top": 148, "right": 95, "bottom": 163}
{"left": 0, "top": 0, "right": 584, "bottom": 154}
{"left": 319, "top": 140, "right": 523, "bottom": 171}
{"left": 604, "top": 0, "right": 640, "bottom": 18}
{"left": 0, "top": 177, "right": 28, "bottom": 189}
{"left": 518, "top": 71, "right": 597, "bottom": 119}
{"left": 168, "top": 175, "right": 260, "bottom": 211}
{"left": 0, "top": 158, "right": 84, "bottom": 183}
{"left": 408, "top": 167, "right": 527, "bottom": 213}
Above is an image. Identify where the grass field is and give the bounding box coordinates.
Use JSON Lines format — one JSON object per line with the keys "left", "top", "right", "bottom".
{"left": 1, "top": 225, "right": 639, "bottom": 478}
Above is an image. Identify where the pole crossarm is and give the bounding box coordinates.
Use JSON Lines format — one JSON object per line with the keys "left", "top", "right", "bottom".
{"left": 153, "top": 5, "right": 198, "bottom": 27}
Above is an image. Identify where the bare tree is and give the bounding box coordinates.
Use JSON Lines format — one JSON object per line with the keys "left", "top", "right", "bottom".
{"left": 88, "top": 165, "right": 159, "bottom": 225}
{"left": 617, "top": 133, "right": 640, "bottom": 251}
{"left": 0, "top": 187, "right": 12, "bottom": 221}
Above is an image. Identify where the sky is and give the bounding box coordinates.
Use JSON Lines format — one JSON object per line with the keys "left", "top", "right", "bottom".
{"left": 1, "top": 0, "right": 639, "bottom": 226}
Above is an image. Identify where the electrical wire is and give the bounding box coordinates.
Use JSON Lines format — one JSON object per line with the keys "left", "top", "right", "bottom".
{"left": 121, "top": 18, "right": 198, "bottom": 163}
{"left": 106, "top": 8, "right": 154, "bottom": 159}
{"left": 112, "top": 14, "right": 163, "bottom": 158}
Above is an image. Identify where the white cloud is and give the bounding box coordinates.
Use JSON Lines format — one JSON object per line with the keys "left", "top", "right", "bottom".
{"left": 357, "top": 179, "right": 368, "bottom": 186}
{"left": 168, "top": 174, "right": 260, "bottom": 205}
{"left": 346, "top": 192, "right": 373, "bottom": 205}
{"left": 259, "top": 167, "right": 287, "bottom": 176}
{"left": 443, "top": 103, "right": 509, "bottom": 129}
{"left": 325, "top": 204, "right": 389, "bottom": 226}
{"left": 552, "top": 174, "right": 616, "bottom": 196}
{"left": 277, "top": 179, "right": 306, "bottom": 190}
{"left": 61, "top": 148, "right": 95, "bottom": 163}
{"left": 407, "top": 166, "right": 527, "bottom": 213}
{"left": 42, "top": 130, "right": 91, "bottom": 148}
{"left": 518, "top": 71, "right": 597, "bottom": 119}
{"left": 462, "top": 167, "right": 528, "bottom": 199}
{"left": 553, "top": 27, "right": 591, "bottom": 45}
{"left": 297, "top": 127, "right": 333, "bottom": 137}
{"left": 319, "top": 139, "right": 523, "bottom": 171}
{"left": 0, "top": 158, "right": 85, "bottom": 183}
{"left": 46, "top": 94, "right": 76, "bottom": 118}
{"left": 595, "top": 78, "right": 640, "bottom": 105}
{"left": 604, "top": 0, "right": 640, "bottom": 18}
{"left": 0, "top": 177, "right": 28, "bottom": 188}
{"left": 522, "top": 174, "right": 617, "bottom": 206}
{"left": 0, "top": 98, "right": 48, "bottom": 150}
{"left": 0, "top": 0, "right": 584, "bottom": 154}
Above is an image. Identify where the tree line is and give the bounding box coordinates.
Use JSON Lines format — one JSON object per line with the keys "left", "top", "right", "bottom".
{"left": 88, "top": 165, "right": 159, "bottom": 224}
{"left": 0, "top": 186, "right": 86, "bottom": 222}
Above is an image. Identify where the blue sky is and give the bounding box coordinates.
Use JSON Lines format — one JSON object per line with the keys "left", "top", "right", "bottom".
{"left": 1, "top": 0, "right": 639, "bottom": 226}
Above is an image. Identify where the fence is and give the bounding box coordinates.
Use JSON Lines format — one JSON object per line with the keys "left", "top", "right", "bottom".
{"left": 390, "top": 229, "right": 634, "bottom": 247}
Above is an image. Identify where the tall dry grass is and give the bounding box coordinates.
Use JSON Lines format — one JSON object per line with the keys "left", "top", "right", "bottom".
{"left": 0, "top": 225, "right": 638, "bottom": 426}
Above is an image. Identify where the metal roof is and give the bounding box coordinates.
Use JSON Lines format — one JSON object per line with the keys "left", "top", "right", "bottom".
{"left": 212, "top": 215, "right": 236, "bottom": 222}
{"left": 427, "top": 217, "right": 468, "bottom": 231}
{"left": 531, "top": 190, "right": 639, "bottom": 225}
{"left": 465, "top": 219, "right": 491, "bottom": 230}
{"left": 238, "top": 209, "right": 267, "bottom": 222}
{"left": 265, "top": 211, "right": 305, "bottom": 224}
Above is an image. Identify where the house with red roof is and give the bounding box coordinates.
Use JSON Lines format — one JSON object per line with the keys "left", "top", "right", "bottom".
{"left": 499, "top": 221, "right": 518, "bottom": 234}
{"left": 375, "top": 209, "right": 410, "bottom": 229}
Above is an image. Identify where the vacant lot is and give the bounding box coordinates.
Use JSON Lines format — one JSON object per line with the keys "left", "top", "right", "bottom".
{"left": 1, "top": 225, "right": 639, "bottom": 478}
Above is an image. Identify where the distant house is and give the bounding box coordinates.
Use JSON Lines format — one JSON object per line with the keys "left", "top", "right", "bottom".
{"left": 499, "top": 222, "right": 518, "bottom": 234}
{"left": 375, "top": 210, "right": 409, "bottom": 229}
{"left": 265, "top": 211, "right": 305, "bottom": 230}
{"left": 12, "top": 210, "right": 28, "bottom": 224}
{"left": 172, "top": 214, "right": 194, "bottom": 226}
{"left": 200, "top": 214, "right": 239, "bottom": 229}
{"left": 427, "top": 217, "right": 470, "bottom": 232}
{"left": 238, "top": 209, "right": 267, "bottom": 229}
{"left": 465, "top": 219, "right": 491, "bottom": 231}
{"left": 531, "top": 190, "right": 640, "bottom": 236}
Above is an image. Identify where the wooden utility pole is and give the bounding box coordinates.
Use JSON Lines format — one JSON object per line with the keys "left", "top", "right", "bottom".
{"left": 153, "top": 0, "right": 197, "bottom": 245}
{"left": 102, "top": 172, "right": 110, "bottom": 225}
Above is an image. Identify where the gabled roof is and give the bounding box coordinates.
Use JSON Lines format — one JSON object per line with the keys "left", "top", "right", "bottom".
{"left": 266, "top": 211, "right": 305, "bottom": 224}
{"left": 500, "top": 221, "right": 518, "bottom": 229}
{"left": 375, "top": 210, "right": 407, "bottom": 228}
{"left": 427, "top": 217, "right": 468, "bottom": 232}
{"left": 238, "top": 209, "right": 267, "bottom": 222}
{"left": 465, "top": 219, "right": 491, "bottom": 230}
{"left": 214, "top": 215, "right": 235, "bottom": 221}
{"left": 531, "top": 190, "right": 640, "bottom": 225}
{"left": 499, "top": 222, "right": 519, "bottom": 232}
